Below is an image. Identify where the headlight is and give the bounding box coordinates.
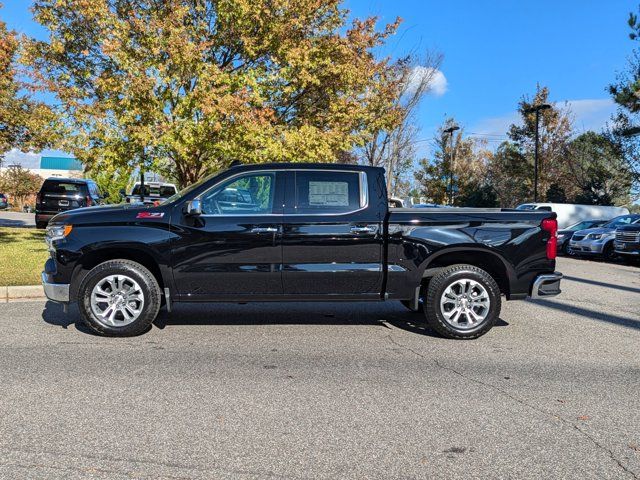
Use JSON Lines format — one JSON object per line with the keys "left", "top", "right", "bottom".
{"left": 46, "top": 224, "right": 73, "bottom": 242}
{"left": 588, "top": 233, "right": 603, "bottom": 240}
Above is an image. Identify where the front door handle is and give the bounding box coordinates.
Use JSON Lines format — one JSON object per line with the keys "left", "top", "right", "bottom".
{"left": 350, "top": 225, "right": 376, "bottom": 234}
{"left": 251, "top": 227, "right": 278, "bottom": 233}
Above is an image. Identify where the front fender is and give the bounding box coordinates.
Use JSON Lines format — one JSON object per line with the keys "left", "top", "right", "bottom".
{"left": 50, "top": 224, "right": 177, "bottom": 293}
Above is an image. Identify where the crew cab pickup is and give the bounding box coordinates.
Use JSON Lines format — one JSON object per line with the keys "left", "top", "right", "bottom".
{"left": 42, "top": 163, "right": 562, "bottom": 339}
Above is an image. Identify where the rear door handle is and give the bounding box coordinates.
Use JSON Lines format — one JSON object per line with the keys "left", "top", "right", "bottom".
{"left": 251, "top": 227, "right": 278, "bottom": 233}
{"left": 350, "top": 226, "right": 376, "bottom": 234}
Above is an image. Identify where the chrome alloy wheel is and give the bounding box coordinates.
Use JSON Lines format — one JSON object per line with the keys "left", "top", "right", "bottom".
{"left": 439, "top": 278, "right": 490, "bottom": 330}
{"left": 90, "top": 274, "right": 145, "bottom": 327}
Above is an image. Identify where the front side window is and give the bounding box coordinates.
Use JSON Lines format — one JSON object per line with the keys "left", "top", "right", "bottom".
{"left": 201, "top": 173, "right": 275, "bottom": 215}
{"left": 295, "top": 171, "right": 364, "bottom": 214}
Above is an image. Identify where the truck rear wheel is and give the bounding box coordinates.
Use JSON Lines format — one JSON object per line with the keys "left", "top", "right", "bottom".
{"left": 77, "top": 260, "right": 161, "bottom": 336}
{"left": 423, "top": 264, "right": 501, "bottom": 339}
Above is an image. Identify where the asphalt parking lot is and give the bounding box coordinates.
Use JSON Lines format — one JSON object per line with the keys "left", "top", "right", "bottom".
{"left": 0, "top": 257, "right": 638, "bottom": 479}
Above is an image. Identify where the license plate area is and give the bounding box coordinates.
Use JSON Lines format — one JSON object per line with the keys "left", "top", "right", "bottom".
{"left": 58, "top": 200, "right": 69, "bottom": 206}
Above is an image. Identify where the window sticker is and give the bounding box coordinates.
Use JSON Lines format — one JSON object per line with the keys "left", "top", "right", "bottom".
{"left": 309, "top": 181, "right": 349, "bottom": 206}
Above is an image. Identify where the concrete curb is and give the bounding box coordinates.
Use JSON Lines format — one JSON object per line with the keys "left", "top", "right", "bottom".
{"left": 2, "top": 285, "right": 46, "bottom": 303}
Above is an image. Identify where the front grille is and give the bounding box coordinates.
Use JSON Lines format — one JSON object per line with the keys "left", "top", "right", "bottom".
{"left": 572, "top": 234, "right": 586, "bottom": 242}
{"left": 616, "top": 231, "right": 640, "bottom": 243}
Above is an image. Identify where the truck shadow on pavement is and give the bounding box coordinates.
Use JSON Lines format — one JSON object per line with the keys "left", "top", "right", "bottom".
{"left": 41, "top": 300, "right": 509, "bottom": 338}
{"left": 562, "top": 275, "right": 640, "bottom": 295}
{"left": 529, "top": 298, "right": 640, "bottom": 331}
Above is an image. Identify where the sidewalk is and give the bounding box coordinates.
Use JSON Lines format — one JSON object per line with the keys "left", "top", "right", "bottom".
{"left": 1, "top": 285, "right": 45, "bottom": 303}
{"left": 0, "top": 211, "right": 36, "bottom": 228}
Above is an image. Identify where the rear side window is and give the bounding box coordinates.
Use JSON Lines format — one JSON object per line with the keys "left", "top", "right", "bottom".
{"left": 295, "top": 171, "right": 365, "bottom": 214}
{"left": 41, "top": 181, "right": 86, "bottom": 195}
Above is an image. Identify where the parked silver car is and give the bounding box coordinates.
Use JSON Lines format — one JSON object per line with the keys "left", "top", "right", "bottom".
{"left": 569, "top": 214, "right": 640, "bottom": 260}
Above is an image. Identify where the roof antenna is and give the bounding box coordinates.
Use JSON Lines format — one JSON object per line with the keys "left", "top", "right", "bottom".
{"left": 229, "top": 160, "right": 242, "bottom": 168}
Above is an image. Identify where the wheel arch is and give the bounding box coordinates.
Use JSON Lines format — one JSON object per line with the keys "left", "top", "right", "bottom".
{"left": 418, "top": 247, "right": 514, "bottom": 298}
{"left": 70, "top": 245, "right": 167, "bottom": 301}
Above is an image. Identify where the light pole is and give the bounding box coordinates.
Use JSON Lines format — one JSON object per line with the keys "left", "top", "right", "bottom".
{"left": 443, "top": 125, "right": 460, "bottom": 205}
{"left": 524, "top": 103, "right": 551, "bottom": 202}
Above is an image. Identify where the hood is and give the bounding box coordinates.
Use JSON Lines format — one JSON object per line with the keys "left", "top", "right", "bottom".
{"left": 574, "top": 226, "right": 614, "bottom": 236}
{"left": 617, "top": 223, "right": 640, "bottom": 232}
{"left": 49, "top": 202, "right": 167, "bottom": 226}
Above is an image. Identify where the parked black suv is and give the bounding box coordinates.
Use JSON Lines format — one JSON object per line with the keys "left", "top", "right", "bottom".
{"left": 35, "top": 178, "right": 103, "bottom": 229}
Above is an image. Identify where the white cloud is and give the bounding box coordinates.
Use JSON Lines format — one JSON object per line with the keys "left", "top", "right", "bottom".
{"left": 471, "top": 112, "right": 520, "bottom": 137}
{"left": 566, "top": 98, "right": 616, "bottom": 133}
{"left": 470, "top": 98, "right": 617, "bottom": 139}
{"left": 407, "top": 66, "right": 447, "bottom": 97}
{"left": 1, "top": 149, "right": 40, "bottom": 169}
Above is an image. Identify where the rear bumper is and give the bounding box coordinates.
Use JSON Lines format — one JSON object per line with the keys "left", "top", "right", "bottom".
{"left": 41, "top": 272, "right": 70, "bottom": 303}
{"left": 530, "top": 272, "right": 562, "bottom": 298}
{"left": 35, "top": 213, "right": 56, "bottom": 224}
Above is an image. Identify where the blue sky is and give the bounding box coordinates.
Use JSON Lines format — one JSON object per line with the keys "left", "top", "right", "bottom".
{"left": 345, "top": 0, "right": 637, "bottom": 150}
{"left": 2, "top": 0, "right": 638, "bottom": 163}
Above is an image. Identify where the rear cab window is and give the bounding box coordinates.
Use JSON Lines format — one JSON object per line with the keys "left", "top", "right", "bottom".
{"left": 132, "top": 185, "right": 177, "bottom": 197}
{"left": 294, "top": 171, "right": 366, "bottom": 214}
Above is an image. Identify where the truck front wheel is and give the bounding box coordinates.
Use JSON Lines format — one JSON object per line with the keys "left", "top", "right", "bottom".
{"left": 423, "top": 264, "right": 501, "bottom": 339}
{"left": 77, "top": 260, "right": 162, "bottom": 336}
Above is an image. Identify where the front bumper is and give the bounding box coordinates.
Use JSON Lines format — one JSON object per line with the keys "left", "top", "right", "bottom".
{"left": 569, "top": 239, "right": 605, "bottom": 254}
{"left": 530, "top": 272, "right": 562, "bottom": 298}
{"left": 41, "top": 272, "right": 70, "bottom": 303}
{"left": 614, "top": 241, "right": 640, "bottom": 255}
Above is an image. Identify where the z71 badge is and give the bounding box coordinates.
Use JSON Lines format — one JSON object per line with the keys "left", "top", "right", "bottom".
{"left": 136, "top": 212, "right": 165, "bottom": 219}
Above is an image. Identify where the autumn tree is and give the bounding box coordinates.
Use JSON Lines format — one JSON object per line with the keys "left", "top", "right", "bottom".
{"left": 0, "top": 165, "right": 43, "bottom": 207}
{"left": 0, "top": 4, "right": 54, "bottom": 163}
{"left": 415, "top": 118, "right": 491, "bottom": 205}
{"left": 567, "top": 131, "right": 632, "bottom": 205}
{"left": 608, "top": 8, "right": 640, "bottom": 189}
{"left": 485, "top": 86, "right": 576, "bottom": 206}
{"left": 487, "top": 141, "right": 534, "bottom": 207}
{"left": 360, "top": 52, "right": 443, "bottom": 196}
{"left": 24, "top": 0, "right": 403, "bottom": 187}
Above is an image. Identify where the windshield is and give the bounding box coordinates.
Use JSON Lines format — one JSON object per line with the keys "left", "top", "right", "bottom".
{"left": 516, "top": 204, "right": 536, "bottom": 211}
{"left": 160, "top": 171, "right": 222, "bottom": 205}
{"left": 566, "top": 220, "right": 604, "bottom": 231}
{"left": 603, "top": 215, "right": 640, "bottom": 228}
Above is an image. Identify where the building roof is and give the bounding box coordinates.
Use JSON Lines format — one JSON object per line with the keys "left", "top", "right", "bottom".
{"left": 40, "top": 156, "right": 83, "bottom": 171}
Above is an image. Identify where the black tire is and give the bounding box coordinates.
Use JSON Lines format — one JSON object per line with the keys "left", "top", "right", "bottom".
{"left": 36, "top": 221, "right": 47, "bottom": 229}
{"left": 423, "top": 264, "right": 501, "bottom": 340}
{"left": 77, "top": 259, "right": 161, "bottom": 336}
{"left": 602, "top": 242, "right": 616, "bottom": 261}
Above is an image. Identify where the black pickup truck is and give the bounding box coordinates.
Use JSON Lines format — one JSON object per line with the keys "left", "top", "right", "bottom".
{"left": 42, "top": 163, "right": 562, "bottom": 339}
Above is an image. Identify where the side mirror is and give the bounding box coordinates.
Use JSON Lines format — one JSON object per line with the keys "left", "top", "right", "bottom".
{"left": 185, "top": 199, "right": 202, "bottom": 216}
